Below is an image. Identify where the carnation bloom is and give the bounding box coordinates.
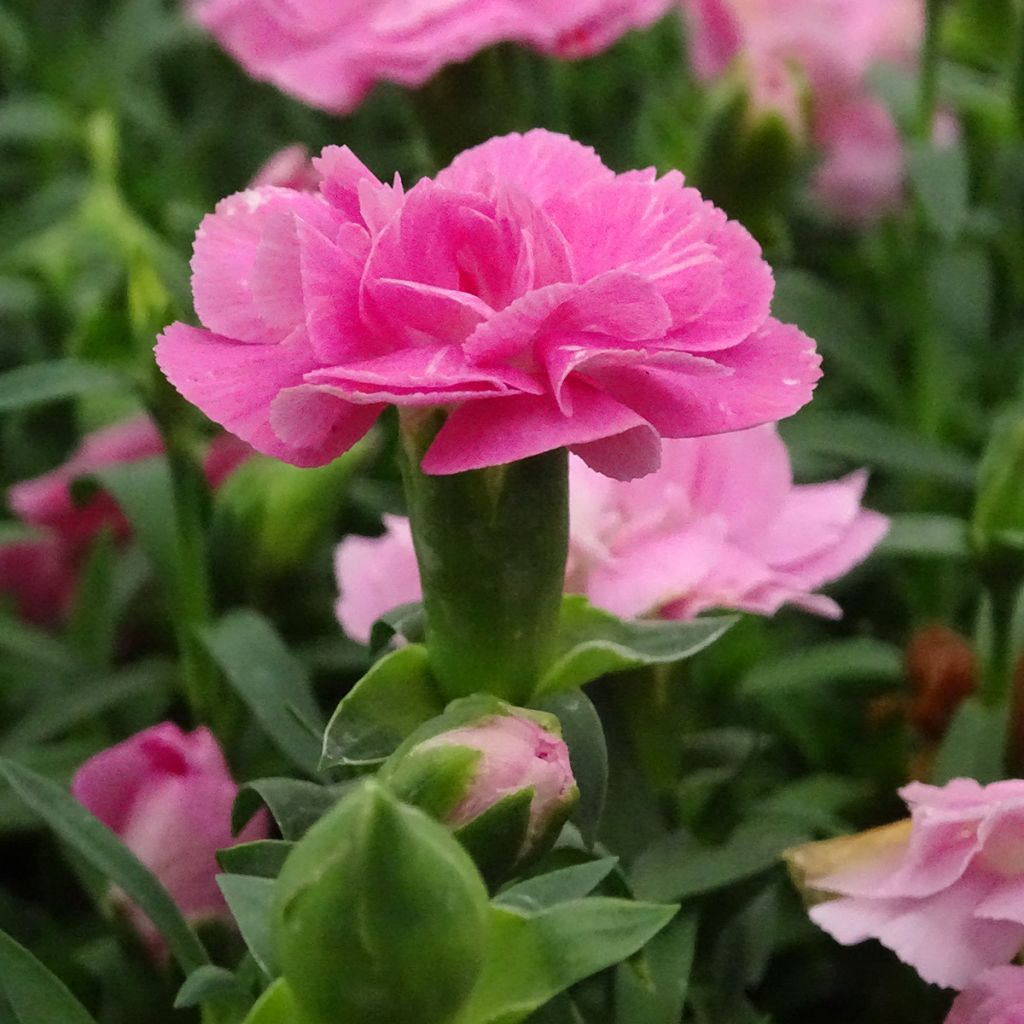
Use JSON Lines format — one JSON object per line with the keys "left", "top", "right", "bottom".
{"left": 193, "top": 0, "right": 676, "bottom": 114}
{"left": 334, "top": 424, "right": 886, "bottom": 641}
{"left": 157, "top": 130, "right": 821, "bottom": 481}
{"left": 72, "top": 723, "right": 268, "bottom": 951}
{"left": 946, "top": 967, "right": 1024, "bottom": 1024}
{"left": 1, "top": 416, "right": 249, "bottom": 624}
{"left": 682, "top": 0, "right": 923, "bottom": 222}
{"left": 807, "top": 779, "right": 1024, "bottom": 990}
{"left": 249, "top": 145, "right": 322, "bottom": 191}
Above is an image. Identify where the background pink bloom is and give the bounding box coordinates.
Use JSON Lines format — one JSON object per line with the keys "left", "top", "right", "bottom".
{"left": 946, "top": 967, "right": 1024, "bottom": 1024}
{"left": 682, "top": 0, "right": 923, "bottom": 221}
{"left": 2, "top": 417, "right": 250, "bottom": 625}
{"left": 809, "top": 779, "right": 1024, "bottom": 990}
{"left": 72, "top": 723, "right": 268, "bottom": 949}
{"left": 334, "top": 424, "right": 886, "bottom": 639}
{"left": 249, "top": 145, "right": 322, "bottom": 191}
{"left": 157, "top": 130, "right": 821, "bottom": 481}
{"left": 0, "top": 533, "right": 76, "bottom": 625}
{"left": 193, "top": 0, "right": 677, "bottom": 114}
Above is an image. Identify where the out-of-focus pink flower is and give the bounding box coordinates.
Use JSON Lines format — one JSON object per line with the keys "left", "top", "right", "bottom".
{"left": 946, "top": 967, "right": 1024, "bottom": 1024}
{"left": 157, "top": 130, "right": 821, "bottom": 481}
{"left": 403, "top": 711, "right": 577, "bottom": 846}
{"left": 0, "top": 534, "right": 76, "bottom": 625}
{"left": 192, "top": 0, "right": 676, "bottom": 114}
{"left": 334, "top": 515, "right": 420, "bottom": 645}
{"left": 564, "top": 423, "right": 888, "bottom": 619}
{"left": 334, "top": 424, "right": 886, "bottom": 639}
{"left": 249, "top": 145, "right": 322, "bottom": 191}
{"left": 808, "top": 779, "right": 1024, "bottom": 990}
{"left": 2, "top": 416, "right": 250, "bottom": 625}
{"left": 682, "top": 0, "right": 924, "bottom": 222}
{"left": 72, "top": 723, "right": 268, "bottom": 950}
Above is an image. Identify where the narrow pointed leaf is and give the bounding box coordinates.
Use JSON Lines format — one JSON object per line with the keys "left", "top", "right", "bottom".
{"left": 0, "top": 927, "right": 98, "bottom": 1024}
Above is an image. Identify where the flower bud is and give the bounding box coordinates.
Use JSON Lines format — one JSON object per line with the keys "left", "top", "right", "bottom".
{"left": 274, "top": 780, "right": 489, "bottom": 1024}
{"left": 383, "top": 699, "right": 579, "bottom": 884}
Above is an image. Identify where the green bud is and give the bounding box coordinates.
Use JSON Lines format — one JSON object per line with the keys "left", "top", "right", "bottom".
{"left": 274, "top": 780, "right": 489, "bottom": 1024}
{"left": 382, "top": 697, "right": 579, "bottom": 886}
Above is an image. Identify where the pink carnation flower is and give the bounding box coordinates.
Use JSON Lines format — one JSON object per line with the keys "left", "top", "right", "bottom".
{"left": 2, "top": 416, "right": 250, "bottom": 624}
{"left": 73, "top": 723, "right": 268, "bottom": 952}
{"left": 193, "top": 0, "right": 676, "bottom": 114}
{"left": 682, "top": 0, "right": 923, "bottom": 222}
{"left": 0, "top": 533, "right": 76, "bottom": 625}
{"left": 248, "top": 145, "right": 323, "bottom": 191}
{"left": 334, "top": 424, "right": 885, "bottom": 641}
{"left": 157, "top": 130, "right": 821, "bottom": 481}
{"left": 946, "top": 967, "right": 1024, "bottom": 1024}
{"left": 809, "top": 779, "right": 1024, "bottom": 990}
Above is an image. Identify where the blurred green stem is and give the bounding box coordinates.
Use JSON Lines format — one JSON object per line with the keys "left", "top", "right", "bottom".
{"left": 917, "top": 0, "right": 944, "bottom": 138}
{"left": 398, "top": 411, "right": 569, "bottom": 704}
{"left": 1014, "top": 2, "right": 1024, "bottom": 137}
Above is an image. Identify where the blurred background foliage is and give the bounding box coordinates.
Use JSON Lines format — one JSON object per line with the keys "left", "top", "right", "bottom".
{"left": 1, "top": 1, "right": 1024, "bottom": 1022}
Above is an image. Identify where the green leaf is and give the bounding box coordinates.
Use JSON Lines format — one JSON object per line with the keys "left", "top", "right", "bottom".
{"left": 320, "top": 644, "right": 444, "bottom": 767}
{"left": 96, "top": 457, "right": 179, "bottom": 588}
{"left": 907, "top": 139, "right": 969, "bottom": 240}
{"left": 0, "top": 360, "right": 127, "bottom": 413}
{"left": 203, "top": 610, "right": 325, "bottom": 775}
{"left": 174, "top": 965, "right": 246, "bottom": 1009}
{"left": 538, "top": 690, "right": 607, "bottom": 845}
{"left": 241, "top": 979, "right": 301, "bottom": 1024}
{"left": 877, "top": 514, "right": 971, "bottom": 558}
{"left": 772, "top": 271, "right": 898, "bottom": 411}
{"left": 630, "top": 820, "right": 801, "bottom": 902}
{"left": 739, "top": 640, "right": 904, "bottom": 697}
{"left": 369, "top": 601, "right": 427, "bottom": 656}
{"left": 233, "top": 778, "right": 346, "bottom": 841}
{"left": 67, "top": 530, "right": 119, "bottom": 668}
{"left": 497, "top": 858, "right": 619, "bottom": 912}
{"left": 217, "top": 840, "right": 293, "bottom": 879}
{"left": 0, "top": 759, "right": 208, "bottom": 974}
{"left": 932, "top": 698, "right": 1010, "bottom": 784}
{"left": 781, "top": 412, "right": 976, "bottom": 488}
{"left": 216, "top": 874, "right": 277, "bottom": 978}
{"left": 3, "top": 660, "right": 172, "bottom": 748}
{"left": 615, "top": 911, "right": 698, "bottom": 1024}
{"left": 457, "top": 899, "right": 678, "bottom": 1024}
{"left": 0, "top": 614, "right": 79, "bottom": 671}
{"left": 536, "top": 597, "right": 735, "bottom": 697}
{"left": 0, "top": 927, "right": 97, "bottom": 1024}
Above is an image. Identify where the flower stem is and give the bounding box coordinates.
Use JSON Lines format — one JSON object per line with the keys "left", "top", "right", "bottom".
{"left": 398, "top": 414, "right": 569, "bottom": 704}
{"left": 917, "top": 0, "right": 944, "bottom": 139}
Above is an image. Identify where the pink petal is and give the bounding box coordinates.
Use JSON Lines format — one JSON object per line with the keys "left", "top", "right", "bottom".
{"left": 334, "top": 515, "right": 422, "bottom": 644}
{"left": 420, "top": 382, "right": 658, "bottom": 478}
{"left": 435, "top": 129, "right": 614, "bottom": 208}
{"left": 155, "top": 323, "right": 354, "bottom": 467}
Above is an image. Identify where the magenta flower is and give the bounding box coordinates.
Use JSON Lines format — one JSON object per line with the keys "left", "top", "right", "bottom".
{"left": 249, "top": 145, "right": 322, "bottom": 191}
{"left": 2, "top": 416, "right": 250, "bottom": 625}
{"left": 73, "top": 723, "right": 268, "bottom": 951}
{"left": 192, "top": 0, "right": 676, "bottom": 114}
{"left": 682, "top": 0, "right": 923, "bottom": 222}
{"left": 334, "top": 424, "right": 886, "bottom": 640}
{"left": 946, "top": 967, "right": 1024, "bottom": 1024}
{"left": 157, "top": 130, "right": 821, "bottom": 480}
{"left": 0, "top": 534, "right": 76, "bottom": 625}
{"left": 809, "top": 779, "right": 1024, "bottom": 990}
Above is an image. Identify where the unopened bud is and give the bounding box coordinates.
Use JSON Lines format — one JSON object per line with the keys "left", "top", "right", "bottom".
{"left": 274, "top": 780, "right": 489, "bottom": 1024}
{"left": 384, "top": 698, "right": 579, "bottom": 884}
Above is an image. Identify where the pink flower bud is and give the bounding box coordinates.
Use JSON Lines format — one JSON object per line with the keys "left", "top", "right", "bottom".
{"left": 72, "top": 723, "right": 268, "bottom": 953}
{"left": 418, "top": 713, "right": 577, "bottom": 839}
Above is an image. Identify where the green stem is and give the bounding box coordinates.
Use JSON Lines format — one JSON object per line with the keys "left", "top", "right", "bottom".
{"left": 917, "top": 0, "right": 944, "bottom": 139}
{"left": 399, "top": 414, "right": 569, "bottom": 704}
{"left": 1014, "top": 2, "right": 1024, "bottom": 138}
